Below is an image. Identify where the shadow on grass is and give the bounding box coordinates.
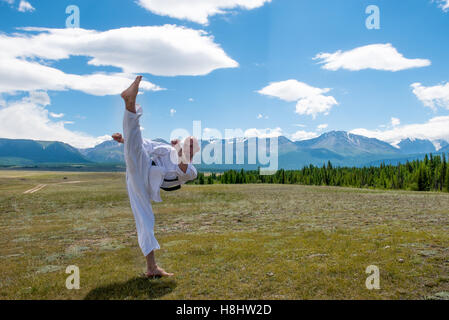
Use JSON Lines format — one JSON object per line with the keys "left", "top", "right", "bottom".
{"left": 84, "top": 277, "right": 177, "bottom": 300}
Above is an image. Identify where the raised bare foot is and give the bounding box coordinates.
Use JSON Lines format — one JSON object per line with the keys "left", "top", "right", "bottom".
{"left": 121, "top": 76, "right": 142, "bottom": 113}
{"left": 145, "top": 265, "right": 174, "bottom": 278}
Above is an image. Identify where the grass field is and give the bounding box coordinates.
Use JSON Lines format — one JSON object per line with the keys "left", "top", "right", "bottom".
{"left": 0, "top": 171, "right": 448, "bottom": 300}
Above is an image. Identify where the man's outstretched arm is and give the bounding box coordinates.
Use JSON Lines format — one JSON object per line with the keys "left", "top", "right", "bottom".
{"left": 112, "top": 133, "right": 124, "bottom": 144}
{"left": 111, "top": 134, "right": 180, "bottom": 147}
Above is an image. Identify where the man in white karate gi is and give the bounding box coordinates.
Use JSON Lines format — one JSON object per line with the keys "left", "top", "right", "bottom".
{"left": 112, "top": 76, "right": 199, "bottom": 278}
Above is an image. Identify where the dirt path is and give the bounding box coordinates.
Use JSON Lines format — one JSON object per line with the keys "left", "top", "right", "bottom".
{"left": 23, "top": 184, "right": 47, "bottom": 194}
{"left": 23, "top": 181, "right": 84, "bottom": 194}
{"left": 56, "top": 181, "right": 83, "bottom": 185}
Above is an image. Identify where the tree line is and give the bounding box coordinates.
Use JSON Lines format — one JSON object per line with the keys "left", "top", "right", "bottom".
{"left": 191, "top": 154, "right": 449, "bottom": 192}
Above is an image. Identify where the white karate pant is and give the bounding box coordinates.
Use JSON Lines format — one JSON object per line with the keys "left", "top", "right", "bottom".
{"left": 123, "top": 106, "right": 160, "bottom": 256}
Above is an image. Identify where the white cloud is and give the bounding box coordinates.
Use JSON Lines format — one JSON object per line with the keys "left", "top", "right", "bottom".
{"left": 170, "top": 108, "right": 176, "bottom": 117}
{"left": 350, "top": 116, "right": 449, "bottom": 146}
{"left": 258, "top": 79, "right": 338, "bottom": 118}
{"left": 1, "top": 0, "right": 34, "bottom": 12}
{"left": 207, "top": 126, "right": 319, "bottom": 141}
{"left": 0, "top": 58, "right": 161, "bottom": 96}
{"left": 24, "top": 91, "right": 51, "bottom": 106}
{"left": 137, "top": 0, "right": 271, "bottom": 25}
{"left": 188, "top": 98, "right": 194, "bottom": 102}
{"left": 257, "top": 113, "right": 268, "bottom": 119}
{"left": 18, "top": 0, "right": 34, "bottom": 12}
{"left": 244, "top": 127, "right": 284, "bottom": 138}
{"left": 203, "top": 128, "right": 222, "bottom": 140}
{"left": 204, "top": 127, "right": 283, "bottom": 140}
{"left": 317, "top": 124, "right": 328, "bottom": 130}
{"left": 50, "top": 112, "right": 64, "bottom": 119}
{"left": 0, "top": 25, "right": 238, "bottom": 95}
{"left": 314, "top": 43, "right": 431, "bottom": 72}
{"left": 411, "top": 82, "right": 449, "bottom": 110}
{"left": 0, "top": 93, "right": 109, "bottom": 148}
{"left": 391, "top": 117, "right": 401, "bottom": 126}
{"left": 290, "top": 130, "right": 318, "bottom": 141}
{"left": 258, "top": 80, "right": 328, "bottom": 102}
{"left": 1, "top": 0, "right": 14, "bottom": 5}
{"left": 436, "top": 0, "right": 449, "bottom": 11}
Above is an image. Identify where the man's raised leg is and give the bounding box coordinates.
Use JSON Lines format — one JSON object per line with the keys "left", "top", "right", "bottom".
{"left": 121, "top": 76, "right": 173, "bottom": 278}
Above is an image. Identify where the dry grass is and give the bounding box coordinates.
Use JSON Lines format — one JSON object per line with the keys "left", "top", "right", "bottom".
{"left": 0, "top": 171, "right": 448, "bottom": 300}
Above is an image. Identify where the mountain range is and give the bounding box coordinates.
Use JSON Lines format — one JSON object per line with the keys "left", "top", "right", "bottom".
{"left": 1, "top": 132, "right": 448, "bottom": 170}
{"left": 0, "top": 138, "right": 89, "bottom": 166}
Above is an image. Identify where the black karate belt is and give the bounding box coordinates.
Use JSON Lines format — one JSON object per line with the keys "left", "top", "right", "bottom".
{"left": 161, "top": 184, "right": 181, "bottom": 192}
{"left": 152, "top": 161, "right": 182, "bottom": 192}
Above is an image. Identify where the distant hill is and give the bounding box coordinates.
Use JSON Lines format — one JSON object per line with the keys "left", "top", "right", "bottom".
{"left": 1, "top": 133, "right": 448, "bottom": 170}
{"left": 80, "top": 135, "right": 378, "bottom": 170}
{"left": 196, "top": 131, "right": 403, "bottom": 170}
{"left": 295, "top": 131, "right": 399, "bottom": 156}
{"left": 397, "top": 138, "right": 436, "bottom": 154}
{"left": 435, "top": 139, "right": 449, "bottom": 151}
{"left": 0, "top": 138, "right": 89, "bottom": 165}
{"left": 439, "top": 144, "right": 449, "bottom": 154}
{"left": 278, "top": 148, "right": 346, "bottom": 169}
{"left": 79, "top": 138, "right": 169, "bottom": 163}
{"left": 79, "top": 140, "right": 124, "bottom": 163}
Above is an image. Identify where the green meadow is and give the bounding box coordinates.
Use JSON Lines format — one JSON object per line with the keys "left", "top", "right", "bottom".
{"left": 0, "top": 171, "right": 448, "bottom": 300}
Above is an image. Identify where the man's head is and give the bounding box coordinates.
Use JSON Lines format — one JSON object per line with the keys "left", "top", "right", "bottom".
{"left": 171, "top": 136, "right": 200, "bottom": 164}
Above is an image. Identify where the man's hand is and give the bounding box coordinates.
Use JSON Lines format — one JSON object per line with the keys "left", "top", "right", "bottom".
{"left": 112, "top": 133, "right": 124, "bottom": 144}
{"left": 171, "top": 139, "right": 188, "bottom": 173}
{"left": 171, "top": 139, "right": 181, "bottom": 147}
{"left": 171, "top": 139, "right": 182, "bottom": 155}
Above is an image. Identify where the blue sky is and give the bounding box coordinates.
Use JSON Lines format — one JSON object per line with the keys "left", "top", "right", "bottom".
{"left": 0, "top": 0, "right": 449, "bottom": 148}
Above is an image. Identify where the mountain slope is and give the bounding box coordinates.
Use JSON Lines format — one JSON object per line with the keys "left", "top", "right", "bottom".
{"left": 0, "top": 138, "right": 89, "bottom": 165}
{"left": 435, "top": 139, "right": 449, "bottom": 151}
{"left": 295, "top": 131, "right": 400, "bottom": 156}
{"left": 439, "top": 144, "right": 449, "bottom": 154}
{"left": 278, "top": 148, "right": 345, "bottom": 169}
{"left": 2, "top": 132, "right": 446, "bottom": 169}
{"left": 79, "top": 138, "right": 170, "bottom": 163}
{"left": 195, "top": 133, "right": 402, "bottom": 169}
{"left": 80, "top": 140, "right": 124, "bottom": 163}
{"left": 397, "top": 138, "right": 436, "bottom": 154}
